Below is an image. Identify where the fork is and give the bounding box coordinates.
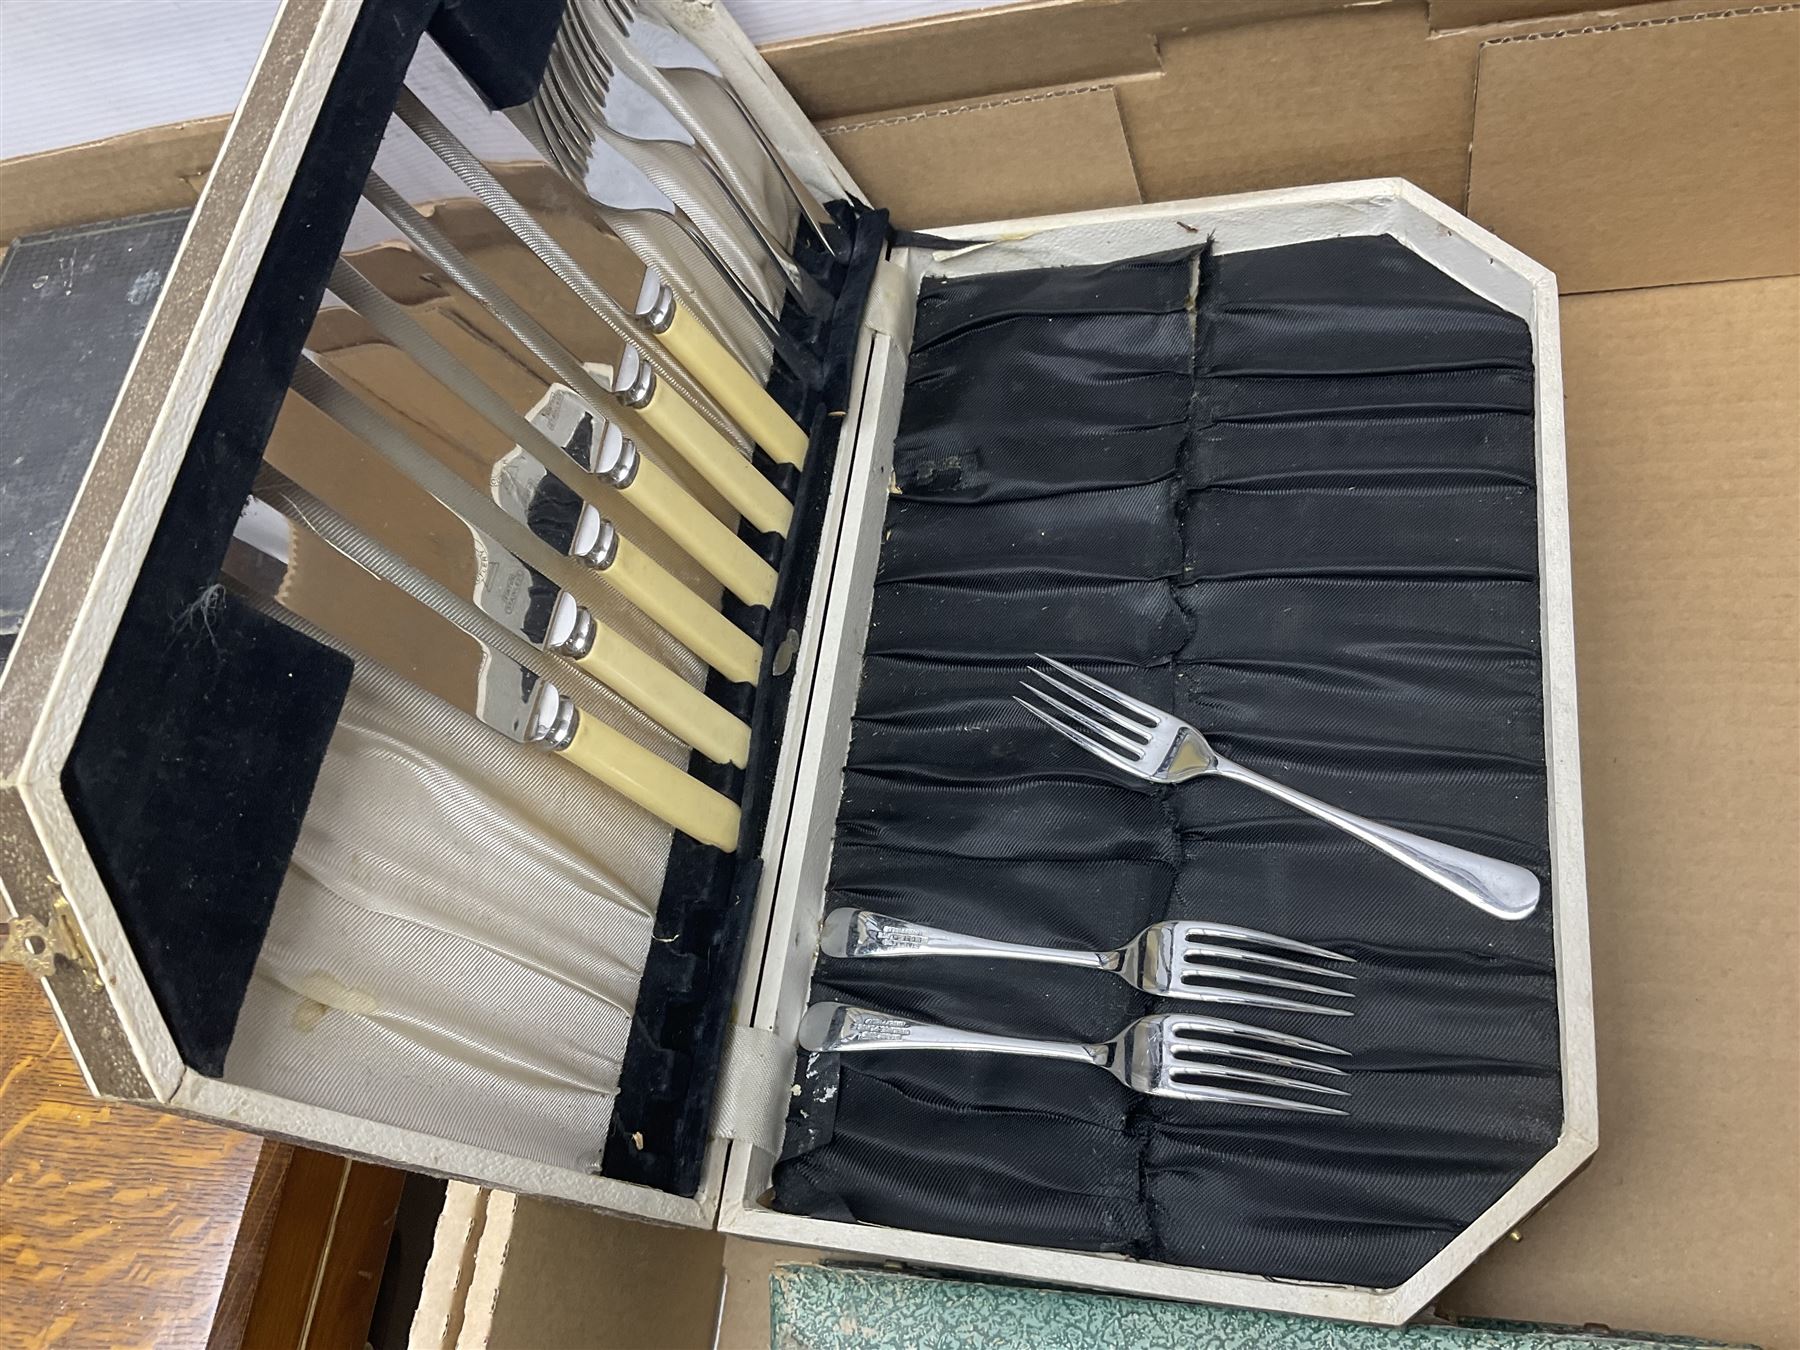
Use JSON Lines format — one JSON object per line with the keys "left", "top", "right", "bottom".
{"left": 799, "top": 1002, "right": 1351, "bottom": 1114}
{"left": 1017, "top": 656, "right": 1541, "bottom": 921}
{"left": 821, "top": 908, "right": 1354, "bottom": 1016}
{"left": 589, "top": 0, "right": 849, "bottom": 262}
{"left": 525, "top": 48, "right": 808, "bottom": 329}
{"left": 533, "top": 1, "right": 834, "bottom": 318}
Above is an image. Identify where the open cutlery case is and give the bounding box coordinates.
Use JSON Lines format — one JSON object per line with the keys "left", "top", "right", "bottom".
{"left": 0, "top": 0, "right": 1593, "bottom": 1325}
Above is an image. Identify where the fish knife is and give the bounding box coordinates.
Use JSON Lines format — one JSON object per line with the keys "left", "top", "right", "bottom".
{"left": 394, "top": 84, "right": 818, "bottom": 457}
{"left": 324, "top": 257, "right": 778, "bottom": 609}
{"left": 226, "top": 494, "right": 741, "bottom": 850}
{"left": 287, "top": 354, "right": 763, "bottom": 687}
{"left": 262, "top": 404, "right": 750, "bottom": 768}
{"left": 361, "top": 173, "right": 794, "bottom": 540}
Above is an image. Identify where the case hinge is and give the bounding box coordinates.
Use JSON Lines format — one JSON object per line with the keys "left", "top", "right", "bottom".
{"left": 863, "top": 259, "right": 914, "bottom": 340}
{"left": 1, "top": 896, "right": 95, "bottom": 979}
{"left": 713, "top": 1023, "right": 793, "bottom": 1156}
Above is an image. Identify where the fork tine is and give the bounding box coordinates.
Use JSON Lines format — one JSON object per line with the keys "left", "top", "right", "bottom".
{"left": 1020, "top": 682, "right": 1148, "bottom": 753}
{"left": 1036, "top": 654, "right": 1164, "bottom": 726}
{"left": 1168, "top": 1061, "right": 1349, "bottom": 1098}
{"left": 1184, "top": 941, "right": 1356, "bottom": 982}
{"left": 1174, "top": 984, "right": 1354, "bottom": 1016}
{"left": 1028, "top": 664, "right": 1155, "bottom": 740}
{"left": 1179, "top": 921, "right": 1353, "bottom": 965}
{"left": 1012, "top": 697, "right": 1148, "bottom": 780}
{"left": 1166, "top": 1038, "right": 1347, "bottom": 1077}
{"left": 1158, "top": 1082, "right": 1347, "bottom": 1114}
{"left": 1162, "top": 1013, "right": 1349, "bottom": 1057}
{"left": 1013, "top": 698, "right": 1148, "bottom": 779}
{"left": 1180, "top": 960, "right": 1354, "bottom": 1000}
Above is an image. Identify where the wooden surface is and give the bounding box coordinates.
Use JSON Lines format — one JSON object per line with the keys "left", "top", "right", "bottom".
{"left": 0, "top": 968, "right": 277, "bottom": 1350}
{"left": 240, "top": 1150, "right": 406, "bottom": 1350}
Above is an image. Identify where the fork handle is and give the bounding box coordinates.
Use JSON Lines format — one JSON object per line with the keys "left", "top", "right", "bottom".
{"left": 798, "top": 1003, "right": 1101, "bottom": 1067}
{"left": 821, "top": 909, "right": 1113, "bottom": 970}
{"left": 1209, "top": 754, "right": 1541, "bottom": 921}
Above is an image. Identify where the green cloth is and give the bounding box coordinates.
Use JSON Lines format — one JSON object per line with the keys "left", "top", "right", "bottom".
{"left": 768, "top": 1264, "right": 1757, "bottom": 1350}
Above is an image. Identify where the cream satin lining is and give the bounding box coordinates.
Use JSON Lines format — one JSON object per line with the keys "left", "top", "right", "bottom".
{"left": 224, "top": 654, "right": 668, "bottom": 1171}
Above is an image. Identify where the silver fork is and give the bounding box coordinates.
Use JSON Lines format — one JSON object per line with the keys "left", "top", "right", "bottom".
{"left": 821, "top": 908, "right": 1354, "bottom": 1016}
{"left": 799, "top": 1002, "right": 1351, "bottom": 1114}
{"left": 535, "top": 2, "right": 834, "bottom": 317}
{"left": 1017, "top": 656, "right": 1541, "bottom": 922}
{"left": 527, "top": 47, "right": 809, "bottom": 328}
{"left": 591, "top": 0, "right": 849, "bottom": 262}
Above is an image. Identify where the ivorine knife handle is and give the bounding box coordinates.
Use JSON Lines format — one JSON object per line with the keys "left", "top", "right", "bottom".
{"left": 625, "top": 452, "right": 777, "bottom": 608}
{"left": 657, "top": 303, "right": 810, "bottom": 468}
{"left": 570, "top": 632, "right": 750, "bottom": 768}
{"left": 606, "top": 537, "right": 762, "bottom": 686}
{"left": 559, "top": 711, "right": 741, "bottom": 851}
{"left": 638, "top": 379, "right": 793, "bottom": 536}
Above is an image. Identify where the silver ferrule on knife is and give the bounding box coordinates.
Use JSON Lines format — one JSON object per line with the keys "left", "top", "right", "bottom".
{"left": 228, "top": 492, "right": 560, "bottom": 751}
{"left": 634, "top": 272, "right": 679, "bottom": 334}
{"left": 545, "top": 592, "right": 598, "bottom": 664}
{"left": 525, "top": 678, "right": 580, "bottom": 753}
{"left": 227, "top": 492, "right": 742, "bottom": 846}
{"left": 355, "top": 170, "right": 711, "bottom": 454}
{"left": 285, "top": 355, "right": 764, "bottom": 687}
{"left": 612, "top": 342, "right": 658, "bottom": 410}
{"left": 569, "top": 507, "right": 619, "bottom": 571}
{"left": 592, "top": 419, "right": 641, "bottom": 491}
{"left": 321, "top": 253, "right": 776, "bottom": 607}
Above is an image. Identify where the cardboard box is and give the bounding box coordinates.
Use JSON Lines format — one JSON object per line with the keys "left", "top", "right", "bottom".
{"left": 2, "top": 0, "right": 1793, "bottom": 1343}
{"left": 784, "top": 6, "right": 1798, "bottom": 1341}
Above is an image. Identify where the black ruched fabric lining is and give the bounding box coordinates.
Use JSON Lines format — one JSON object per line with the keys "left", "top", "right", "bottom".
{"left": 772, "top": 237, "right": 1561, "bottom": 1289}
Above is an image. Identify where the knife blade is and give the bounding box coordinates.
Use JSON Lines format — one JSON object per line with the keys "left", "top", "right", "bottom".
{"left": 286, "top": 354, "right": 764, "bottom": 688}
{"left": 447, "top": 65, "right": 829, "bottom": 326}
{"left": 225, "top": 495, "right": 741, "bottom": 850}
{"left": 607, "top": 0, "right": 847, "bottom": 263}
{"left": 396, "top": 83, "right": 823, "bottom": 447}
{"left": 360, "top": 173, "right": 795, "bottom": 539}
{"left": 262, "top": 399, "right": 751, "bottom": 768}
{"left": 499, "top": 103, "right": 777, "bottom": 383}
{"left": 323, "top": 256, "right": 778, "bottom": 609}
{"left": 374, "top": 52, "right": 772, "bottom": 452}
{"left": 597, "top": 0, "right": 835, "bottom": 268}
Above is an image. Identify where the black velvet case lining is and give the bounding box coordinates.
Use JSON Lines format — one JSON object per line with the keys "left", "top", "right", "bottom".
{"left": 427, "top": 0, "right": 565, "bottom": 108}
{"left": 603, "top": 202, "right": 890, "bottom": 1196}
{"left": 772, "top": 237, "right": 1562, "bottom": 1290}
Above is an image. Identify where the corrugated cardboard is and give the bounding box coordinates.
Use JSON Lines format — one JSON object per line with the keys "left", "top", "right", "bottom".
{"left": 768, "top": 0, "right": 1756, "bottom": 232}
{"left": 411, "top": 1184, "right": 489, "bottom": 1350}
{"left": 719, "top": 1239, "right": 828, "bottom": 1350}
{"left": 1428, "top": 0, "right": 1664, "bottom": 29}
{"left": 822, "top": 87, "right": 1141, "bottom": 228}
{"left": 438, "top": 1190, "right": 727, "bottom": 1350}
{"left": 763, "top": 0, "right": 1378, "bottom": 122}
{"left": 1113, "top": 3, "right": 1478, "bottom": 205}
{"left": 1468, "top": 9, "right": 1800, "bottom": 293}
{"left": 0, "top": 117, "right": 224, "bottom": 243}
{"left": 1441, "top": 276, "right": 1800, "bottom": 1348}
